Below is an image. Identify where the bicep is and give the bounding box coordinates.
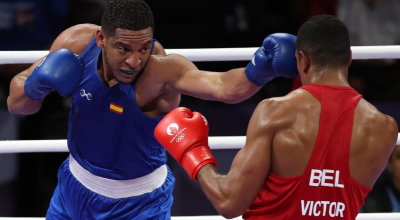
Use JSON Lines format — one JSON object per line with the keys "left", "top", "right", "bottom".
{"left": 174, "top": 69, "right": 224, "bottom": 100}
{"left": 160, "top": 54, "right": 221, "bottom": 99}
{"left": 160, "top": 54, "right": 254, "bottom": 103}
{"left": 172, "top": 65, "right": 254, "bottom": 103}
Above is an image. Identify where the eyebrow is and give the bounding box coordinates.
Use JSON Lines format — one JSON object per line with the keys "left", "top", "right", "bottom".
{"left": 143, "top": 40, "right": 152, "bottom": 47}
{"left": 115, "top": 40, "right": 152, "bottom": 48}
{"left": 115, "top": 41, "right": 130, "bottom": 48}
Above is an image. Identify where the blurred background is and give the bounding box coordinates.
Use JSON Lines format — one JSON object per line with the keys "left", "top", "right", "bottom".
{"left": 0, "top": 0, "right": 400, "bottom": 217}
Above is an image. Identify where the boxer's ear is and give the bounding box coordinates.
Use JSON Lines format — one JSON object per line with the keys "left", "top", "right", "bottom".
{"left": 348, "top": 50, "right": 352, "bottom": 67}
{"left": 96, "top": 29, "right": 105, "bottom": 49}
{"left": 296, "top": 51, "right": 310, "bottom": 75}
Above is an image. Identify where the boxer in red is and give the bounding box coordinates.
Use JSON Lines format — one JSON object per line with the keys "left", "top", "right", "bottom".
{"left": 154, "top": 15, "right": 398, "bottom": 219}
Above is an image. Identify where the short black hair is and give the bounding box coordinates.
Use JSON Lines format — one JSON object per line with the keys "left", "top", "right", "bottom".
{"left": 296, "top": 15, "right": 351, "bottom": 70}
{"left": 101, "top": 0, "right": 154, "bottom": 36}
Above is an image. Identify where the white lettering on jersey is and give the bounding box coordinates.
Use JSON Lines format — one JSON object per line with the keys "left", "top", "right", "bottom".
{"left": 301, "top": 200, "right": 345, "bottom": 217}
{"left": 309, "top": 169, "right": 344, "bottom": 188}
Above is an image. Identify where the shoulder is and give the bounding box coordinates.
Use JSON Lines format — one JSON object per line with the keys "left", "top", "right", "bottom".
{"left": 156, "top": 53, "right": 194, "bottom": 67}
{"left": 146, "top": 53, "right": 192, "bottom": 68}
{"left": 151, "top": 40, "right": 167, "bottom": 56}
{"left": 357, "top": 99, "right": 398, "bottom": 139}
{"left": 256, "top": 88, "right": 318, "bottom": 116}
{"left": 354, "top": 99, "right": 398, "bottom": 158}
{"left": 49, "top": 24, "right": 99, "bottom": 55}
{"left": 252, "top": 89, "right": 313, "bottom": 130}
{"left": 144, "top": 53, "right": 197, "bottom": 82}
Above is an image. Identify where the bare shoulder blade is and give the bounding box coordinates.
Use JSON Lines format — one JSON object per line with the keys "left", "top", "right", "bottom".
{"left": 351, "top": 99, "right": 398, "bottom": 186}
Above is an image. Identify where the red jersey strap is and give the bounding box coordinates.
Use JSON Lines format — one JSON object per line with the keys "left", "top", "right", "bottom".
{"left": 300, "top": 84, "right": 362, "bottom": 174}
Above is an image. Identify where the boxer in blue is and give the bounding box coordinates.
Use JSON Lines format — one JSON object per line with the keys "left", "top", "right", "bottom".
{"left": 7, "top": 0, "right": 298, "bottom": 219}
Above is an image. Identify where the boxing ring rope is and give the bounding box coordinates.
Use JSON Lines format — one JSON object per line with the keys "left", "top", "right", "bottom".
{"left": 0, "top": 135, "right": 400, "bottom": 153}
{"left": 1, "top": 45, "right": 400, "bottom": 64}
{"left": 1, "top": 46, "right": 400, "bottom": 219}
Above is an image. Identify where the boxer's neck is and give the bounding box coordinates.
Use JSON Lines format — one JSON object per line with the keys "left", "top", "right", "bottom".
{"left": 307, "top": 67, "right": 350, "bottom": 87}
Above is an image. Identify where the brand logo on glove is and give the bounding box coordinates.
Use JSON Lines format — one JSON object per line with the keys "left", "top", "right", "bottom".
{"left": 167, "top": 123, "right": 187, "bottom": 143}
{"left": 80, "top": 89, "right": 92, "bottom": 100}
{"left": 166, "top": 123, "right": 179, "bottom": 135}
{"left": 176, "top": 133, "right": 185, "bottom": 142}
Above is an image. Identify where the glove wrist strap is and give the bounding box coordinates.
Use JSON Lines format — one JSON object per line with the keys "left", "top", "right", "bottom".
{"left": 245, "top": 62, "right": 274, "bottom": 86}
{"left": 181, "top": 145, "right": 217, "bottom": 181}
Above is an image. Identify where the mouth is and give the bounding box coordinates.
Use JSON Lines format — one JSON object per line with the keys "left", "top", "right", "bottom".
{"left": 121, "top": 69, "right": 136, "bottom": 75}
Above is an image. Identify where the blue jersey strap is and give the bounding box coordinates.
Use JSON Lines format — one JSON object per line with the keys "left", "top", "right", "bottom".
{"left": 150, "top": 39, "right": 157, "bottom": 54}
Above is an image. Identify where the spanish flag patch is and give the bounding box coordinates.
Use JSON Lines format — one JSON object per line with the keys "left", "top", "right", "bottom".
{"left": 110, "top": 103, "right": 123, "bottom": 114}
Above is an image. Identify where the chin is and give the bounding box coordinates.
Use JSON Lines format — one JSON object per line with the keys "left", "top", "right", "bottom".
{"left": 117, "top": 77, "right": 135, "bottom": 84}
{"left": 113, "top": 72, "right": 136, "bottom": 84}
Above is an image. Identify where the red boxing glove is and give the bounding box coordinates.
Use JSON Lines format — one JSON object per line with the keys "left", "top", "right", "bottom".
{"left": 154, "top": 107, "right": 217, "bottom": 180}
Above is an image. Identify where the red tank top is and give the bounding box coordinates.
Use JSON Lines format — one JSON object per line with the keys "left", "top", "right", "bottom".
{"left": 243, "top": 84, "right": 372, "bottom": 220}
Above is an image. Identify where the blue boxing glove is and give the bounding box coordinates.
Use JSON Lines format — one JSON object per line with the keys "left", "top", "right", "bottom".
{"left": 24, "top": 48, "right": 85, "bottom": 100}
{"left": 245, "top": 33, "right": 298, "bottom": 86}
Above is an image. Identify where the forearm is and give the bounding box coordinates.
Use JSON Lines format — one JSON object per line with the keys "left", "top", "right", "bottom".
{"left": 7, "top": 75, "right": 43, "bottom": 115}
{"left": 197, "top": 164, "right": 244, "bottom": 218}
{"left": 219, "top": 68, "right": 261, "bottom": 104}
{"left": 154, "top": 107, "right": 267, "bottom": 217}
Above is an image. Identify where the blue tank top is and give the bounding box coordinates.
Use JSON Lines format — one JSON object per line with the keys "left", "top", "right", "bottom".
{"left": 67, "top": 37, "right": 166, "bottom": 180}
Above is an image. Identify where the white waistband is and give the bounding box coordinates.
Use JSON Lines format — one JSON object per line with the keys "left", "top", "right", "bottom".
{"left": 69, "top": 155, "right": 168, "bottom": 199}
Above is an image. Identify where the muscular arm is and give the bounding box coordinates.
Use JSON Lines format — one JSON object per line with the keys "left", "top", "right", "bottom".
{"left": 7, "top": 58, "right": 46, "bottom": 114}
{"left": 196, "top": 100, "right": 274, "bottom": 218}
{"left": 7, "top": 24, "right": 96, "bottom": 115}
{"left": 178, "top": 68, "right": 261, "bottom": 104}
{"left": 158, "top": 54, "right": 261, "bottom": 104}
{"left": 144, "top": 34, "right": 298, "bottom": 108}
